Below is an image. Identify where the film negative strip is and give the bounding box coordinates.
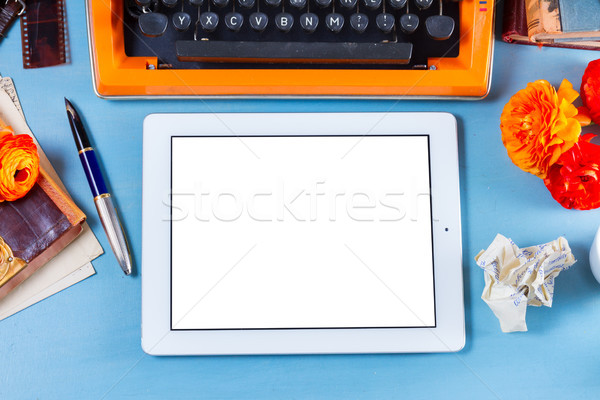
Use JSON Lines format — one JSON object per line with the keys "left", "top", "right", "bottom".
{"left": 20, "top": 0, "right": 67, "bottom": 69}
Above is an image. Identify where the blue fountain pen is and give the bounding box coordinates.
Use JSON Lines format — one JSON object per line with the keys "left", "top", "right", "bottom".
{"left": 65, "top": 98, "right": 133, "bottom": 275}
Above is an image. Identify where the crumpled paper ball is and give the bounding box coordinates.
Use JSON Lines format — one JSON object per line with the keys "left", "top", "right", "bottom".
{"left": 475, "top": 234, "right": 576, "bottom": 333}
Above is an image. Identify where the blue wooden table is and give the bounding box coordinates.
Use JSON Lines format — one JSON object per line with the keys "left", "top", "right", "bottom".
{"left": 1, "top": 2, "right": 599, "bottom": 399}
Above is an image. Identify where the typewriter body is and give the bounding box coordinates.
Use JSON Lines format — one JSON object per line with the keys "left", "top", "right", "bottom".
{"left": 86, "top": 0, "right": 494, "bottom": 98}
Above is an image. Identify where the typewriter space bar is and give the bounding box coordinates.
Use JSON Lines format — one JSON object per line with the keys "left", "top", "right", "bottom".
{"left": 176, "top": 41, "right": 413, "bottom": 64}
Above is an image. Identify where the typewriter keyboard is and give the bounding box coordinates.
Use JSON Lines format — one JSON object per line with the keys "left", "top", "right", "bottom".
{"left": 124, "top": 0, "right": 460, "bottom": 69}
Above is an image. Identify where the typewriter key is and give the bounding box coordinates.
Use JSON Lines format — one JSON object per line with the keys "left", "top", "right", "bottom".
{"left": 339, "top": 0, "right": 357, "bottom": 9}
{"left": 426, "top": 15, "right": 454, "bottom": 40}
{"left": 376, "top": 13, "right": 394, "bottom": 33}
{"left": 275, "top": 13, "right": 294, "bottom": 32}
{"left": 388, "top": 0, "right": 406, "bottom": 8}
{"left": 249, "top": 12, "right": 268, "bottom": 31}
{"left": 212, "top": 0, "right": 229, "bottom": 7}
{"left": 400, "top": 13, "right": 418, "bottom": 33}
{"left": 173, "top": 12, "right": 192, "bottom": 31}
{"left": 289, "top": 0, "right": 307, "bottom": 8}
{"left": 425, "top": 0, "right": 454, "bottom": 40}
{"left": 414, "top": 0, "right": 432, "bottom": 10}
{"left": 363, "top": 0, "right": 382, "bottom": 10}
{"left": 138, "top": 12, "right": 168, "bottom": 37}
{"left": 200, "top": 12, "right": 219, "bottom": 31}
{"left": 315, "top": 0, "right": 333, "bottom": 7}
{"left": 300, "top": 13, "right": 319, "bottom": 33}
{"left": 350, "top": 13, "right": 368, "bottom": 33}
{"left": 238, "top": 0, "right": 256, "bottom": 8}
{"left": 225, "top": 12, "right": 244, "bottom": 31}
{"left": 325, "top": 13, "right": 344, "bottom": 33}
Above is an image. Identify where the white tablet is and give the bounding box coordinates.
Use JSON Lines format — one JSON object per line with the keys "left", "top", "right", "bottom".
{"left": 142, "top": 112, "right": 464, "bottom": 355}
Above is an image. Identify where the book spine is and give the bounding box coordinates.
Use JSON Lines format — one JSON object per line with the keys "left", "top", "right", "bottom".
{"left": 526, "top": 0, "right": 562, "bottom": 42}
{"left": 502, "top": 0, "right": 527, "bottom": 42}
{"left": 505, "top": 0, "right": 600, "bottom": 49}
{"left": 37, "top": 168, "right": 85, "bottom": 226}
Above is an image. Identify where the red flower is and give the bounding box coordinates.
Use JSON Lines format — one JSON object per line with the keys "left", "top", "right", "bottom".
{"left": 544, "top": 134, "right": 600, "bottom": 210}
{"left": 580, "top": 59, "right": 600, "bottom": 125}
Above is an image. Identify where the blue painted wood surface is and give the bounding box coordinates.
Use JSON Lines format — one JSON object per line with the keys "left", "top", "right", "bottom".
{"left": 0, "top": 2, "right": 599, "bottom": 399}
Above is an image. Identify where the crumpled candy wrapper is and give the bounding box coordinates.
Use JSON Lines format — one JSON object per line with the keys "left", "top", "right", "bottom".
{"left": 475, "top": 234, "right": 576, "bottom": 333}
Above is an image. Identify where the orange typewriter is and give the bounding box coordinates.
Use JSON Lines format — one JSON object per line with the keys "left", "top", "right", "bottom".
{"left": 86, "top": 0, "right": 494, "bottom": 98}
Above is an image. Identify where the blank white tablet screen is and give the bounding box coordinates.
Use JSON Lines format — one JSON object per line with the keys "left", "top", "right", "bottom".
{"left": 170, "top": 135, "right": 435, "bottom": 330}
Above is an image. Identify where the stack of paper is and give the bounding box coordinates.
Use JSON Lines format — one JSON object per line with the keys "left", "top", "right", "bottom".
{"left": 0, "top": 74, "right": 103, "bottom": 320}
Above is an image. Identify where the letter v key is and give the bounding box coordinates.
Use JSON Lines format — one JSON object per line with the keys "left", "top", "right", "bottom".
{"left": 249, "top": 12, "right": 268, "bottom": 32}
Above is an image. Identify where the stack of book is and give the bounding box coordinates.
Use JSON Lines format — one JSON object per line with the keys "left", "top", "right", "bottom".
{"left": 0, "top": 75, "right": 102, "bottom": 320}
{"left": 503, "top": 0, "right": 600, "bottom": 50}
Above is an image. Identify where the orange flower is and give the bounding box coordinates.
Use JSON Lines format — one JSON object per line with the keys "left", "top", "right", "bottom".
{"left": 0, "top": 125, "right": 40, "bottom": 202}
{"left": 500, "top": 79, "right": 581, "bottom": 178}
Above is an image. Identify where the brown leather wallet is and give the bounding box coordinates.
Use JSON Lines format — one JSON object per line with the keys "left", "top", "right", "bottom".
{"left": 0, "top": 0, "right": 24, "bottom": 42}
